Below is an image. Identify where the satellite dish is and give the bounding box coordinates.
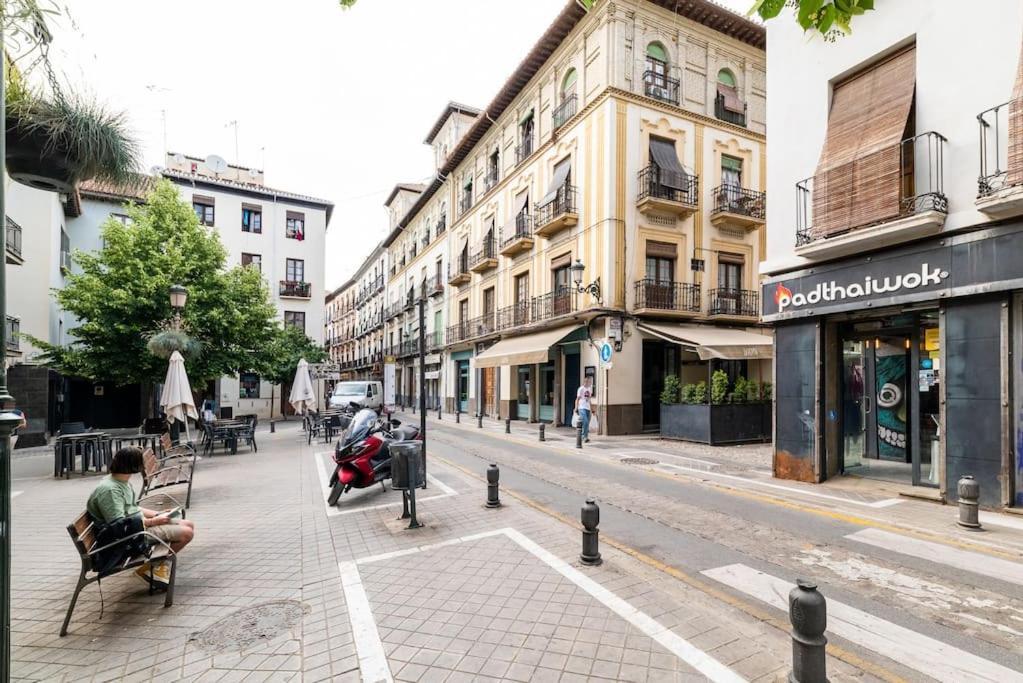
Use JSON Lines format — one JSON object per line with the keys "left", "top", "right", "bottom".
{"left": 205, "top": 154, "right": 229, "bottom": 174}
{"left": 149, "top": 165, "right": 163, "bottom": 176}
{"left": 172, "top": 153, "right": 186, "bottom": 165}
{"left": 247, "top": 168, "right": 260, "bottom": 179}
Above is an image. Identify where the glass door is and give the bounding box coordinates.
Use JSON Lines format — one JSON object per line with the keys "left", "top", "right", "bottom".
{"left": 841, "top": 340, "right": 867, "bottom": 470}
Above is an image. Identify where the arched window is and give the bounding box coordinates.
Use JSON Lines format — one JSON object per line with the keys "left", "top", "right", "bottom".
{"left": 561, "top": 69, "right": 578, "bottom": 100}
{"left": 646, "top": 42, "right": 668, "bottom": 81}
{"left": 717, "top": 68, "right": 736, "bottom": 88}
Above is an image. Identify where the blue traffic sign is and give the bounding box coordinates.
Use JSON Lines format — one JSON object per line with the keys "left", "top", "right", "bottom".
{"left": 599, "top": 342, "right": 613, "bottom": 363}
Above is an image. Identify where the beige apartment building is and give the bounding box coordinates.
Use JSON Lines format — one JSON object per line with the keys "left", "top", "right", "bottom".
{"left": 325, "top": 280, "right": 356, "bottom": 374}
{"left": 374, "top": 0, "right": 769, "bottom": 435}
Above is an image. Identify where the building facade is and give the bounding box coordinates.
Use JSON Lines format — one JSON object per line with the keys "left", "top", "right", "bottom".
{"left": 762, "top": 0, "right": 1023, "bottom": 508}
{"left": 343, "top": 244, "right": 386, "bottom": 381}
{"left": 325, "top": 280, "right": 355, "bottom": 368}
{"left": 378, "top": 0, "right": 768, "bottom": 434}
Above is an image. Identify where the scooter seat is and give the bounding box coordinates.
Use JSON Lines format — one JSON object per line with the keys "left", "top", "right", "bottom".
{"left": 391, "top": 426, "right": 419, "bottom": 441}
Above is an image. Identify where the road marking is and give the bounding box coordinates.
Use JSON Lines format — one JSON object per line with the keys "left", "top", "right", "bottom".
{"left": 349, "top": 527, "right": 745, "bottom": 683}
{"left": 847, "top": 528, "right": 1023, "bottom": 587}
{"left": 617, "top": 449, "right": 721, "bottom": 469}
{"left": 980, "top": 512, "right": 1023, "bottom": 532}
{"left": 338, "top": 560, "right": 393, "bottom": 683}
{"left": 702, "top": 563, "right": 1023, "bottom": 683}
{"left": 313, "top": 451, "right": 457, "bottom": 517}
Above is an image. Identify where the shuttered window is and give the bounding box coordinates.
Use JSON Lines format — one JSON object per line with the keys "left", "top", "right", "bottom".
{"left": 812, "top": 46, "right": 916, "bottom": 237}
{"left": 1009, "top": 42, "right": 1023, "bottom": 186}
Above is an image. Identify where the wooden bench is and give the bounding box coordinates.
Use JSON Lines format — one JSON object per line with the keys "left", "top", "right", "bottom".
{"left": 61, "top": 511, "right": 177, "bottom": 636}
{"left": 141, "top": 447, "right": 195, "bottom": 508}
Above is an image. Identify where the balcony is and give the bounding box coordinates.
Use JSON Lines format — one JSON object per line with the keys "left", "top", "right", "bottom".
{"left": 534, "top": 185, "right": 578, "bottom": 238}
{"left": 403, "top": 291, "right": 415, "bottom": 311}
{"left": 553, "top": 94, "right": 577, "bottom": 130}
{"left": 384, "top": 301, "right": 401, "bottom": 321}
{"left": 446, "top": 313, "right": 498, "bottom": 345}
{"left": 6, "top": 217, "right": 22, "bottom": 265}
{"left": 710, "top": 185, "right": 766, "bottom": 231}
{"left": 410, "top": 243, "right": 418, "bottom": 259}
{"left": 421, "top": 233, "right": 430, "bottom": 249}
{"left": 468, "top": 236, "right": 498, "bottom": 273}
{"left": 448, "top": 262, "right": 470, "bottom": 287}
{"left": 425, "top": 273, "right": 444, "bottom": 297}
{"left": 795, "top": 131, "right": 948, "bottom": 260}
{"left": 484, "top": 167, "right": 500, "bottom": 193}
{"left": 6, "top": 316, "right": 19, "bottom": 352}
{"left": 515, "top": 135, "right": 534, "bottom": 165}
{"left": 459, "top": 193, "right": 473, "bottom": 216}
{"left": 977, "top": 98, "right": 1023, "bottom": 217}
{"left": 708, "top": 288, "right": 759, "bottom": 319}
{"left": 280, "top": 280, "right": 311, "bottom": 298}
{"left": 633, "top": 280, "right": 701, "bottom": 315}
{"left": 436, "top": 216, "right": 447, "bottom": 236}
{"left": 496, "top": 288, "right": 576, "bottom": 331}
{"left": 642, "top": 71, "right": 680, "bottom": 106}
{"left": 714, "top": 93, "right": 747, "bottom": 128}
{"left": 500, "top": 214, "right": 535, "bottom": 256}
{"left": 637, "top": 165, "right": 698, "bottom": 218}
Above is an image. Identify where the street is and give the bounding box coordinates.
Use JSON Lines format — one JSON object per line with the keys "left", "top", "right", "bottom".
{"left": 10, "top": 418, "right": 1023, "bottom": 681}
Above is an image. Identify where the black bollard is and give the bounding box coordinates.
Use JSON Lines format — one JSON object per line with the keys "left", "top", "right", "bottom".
{"left": 486, "top": 463, "right": 501, "bottom": 508}
{"left": 505, "top": 418, "right": 511, "bottom": 434}
{"left": 438, "top": 406, "right": 442, "bottom": 421}
{"left": 580, "top": 498, "right": 602, "bottom": 565}
{"left": 957, "top": 475, "right": 982, "bottom": 529}
{"left": 539, "top": 423, "right": 545, "bottom": 442}
{"left": 270, "top": 420, "right": 276, "bottom": 434}
{"left": 789, "top": 579, "right": 827, "bottom": 683}
{"left": 477, "top": 413, "right": 483, "bottom": 429}
{"left": 576, "top": 425, "right": 583, "bottom": 448}
{"left": 455, "top": 411, "right": 460, "bottom": 423}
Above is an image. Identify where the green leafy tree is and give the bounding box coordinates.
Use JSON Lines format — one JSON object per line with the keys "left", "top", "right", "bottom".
{"left": 258, "top": 325, "right": 328, "bottom": 419}
{"left": 750, "top": 0, "right": 875, "bottom": 39}
{"left": 31, "top": 180, "right": 280, "bottom": 410}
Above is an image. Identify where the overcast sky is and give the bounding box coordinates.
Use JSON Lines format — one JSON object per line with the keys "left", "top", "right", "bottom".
{"left": 52, "top": 0, "right": 750, "bottom": 292}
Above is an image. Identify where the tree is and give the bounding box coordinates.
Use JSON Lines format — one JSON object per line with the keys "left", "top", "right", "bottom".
{"left": 259, "top": 325, "right": 328, "bottom": 419}
{"left": 31, "top": 180, "right": 280, "bottom": 408}
{"left": 750, "top": 0, "right": 876, "bottom": 39}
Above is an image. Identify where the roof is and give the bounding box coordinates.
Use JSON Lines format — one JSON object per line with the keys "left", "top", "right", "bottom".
{"left": 382, "top": 0, "right": 763, "bottom": 248}
{"left": 383, "top": 183, "right": 427, "bottom": 208}
{"left": 78, "top": 176, "right": 154, "bottom": 202}
{"left": 325, "top": 279, "right": 356, "bottom": 302}
{"left": 423, "top": 102, "right": 482, "bottom": 145}
{"left": 161, "top": 168, "right": 335, "bottom": 224}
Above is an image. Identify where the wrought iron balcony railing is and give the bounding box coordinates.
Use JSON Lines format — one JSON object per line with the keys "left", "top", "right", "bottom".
{"left": 459, "top": 193, "right": 473, "bottom": 216}
{"left": 468, "top": 236, "right": 497, "bottom": 269}
{"left": 709, "top": 288, "right": 759, "bottom": 317}
{"left": 484, "top": 167, "right": 500, "bottom": 192}
{"left": 553, "top": 94, "right": 577, "bottom": 130}
{"left": 496, "top": 288, "right": 575, "bottom": 331}
{"left": 711, "top": 184, "right": 765, "bottom": 220}
{"left": 714, "top": 93, "right": 747, "bottom": 127}
{"left": 643, "top": 70, "right": 680, "bottom": 106}
{"left": 634, "top": 280, "right": 701, "bottom": 312}
{"left": 637, "top": 165, "right": 698, "bottom": 207}
{"left": 535, "top": 185, "right": 578, "bottom": 228}
{"left": 436, "top": 215, "right": 447, "bottom": 236}
{"left": 279, "top": 280, "right": 311, "bottom": 298}
{"left": 515, "top": 134, "right": 534, "bottom": 165}
{"left": 6, "top": 217, "right": 22, "bottom": 262}
{"left": 446, "top": 312, "right": 497, "bottom": 345}
{"left": 978, "top": 98, "right": 1023, "bottom": 197}
{"left": 500, "top": 213, "right": 534, "bottom": 248}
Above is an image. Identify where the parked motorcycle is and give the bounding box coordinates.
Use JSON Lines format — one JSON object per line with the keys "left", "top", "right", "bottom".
{"left": 326, "top": 407, "right": 421, "bottom": 505}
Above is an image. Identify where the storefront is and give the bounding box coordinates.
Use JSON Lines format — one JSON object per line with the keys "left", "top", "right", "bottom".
{"left": 763, "top": 222, "right": 1023, "bottom": 508}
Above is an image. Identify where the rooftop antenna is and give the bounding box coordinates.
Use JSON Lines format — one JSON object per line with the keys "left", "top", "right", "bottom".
{"left": 225, "top": 120, "right": 239, "bottom": 165}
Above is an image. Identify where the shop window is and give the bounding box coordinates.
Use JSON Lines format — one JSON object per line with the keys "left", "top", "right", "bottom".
{"left": 239, "top": 372, "right": 260, "bottom": 399}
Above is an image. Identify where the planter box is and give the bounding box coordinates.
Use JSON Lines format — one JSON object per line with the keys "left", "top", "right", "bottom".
{"left": 660, "top": 403, "right": 771, "bottom": 445}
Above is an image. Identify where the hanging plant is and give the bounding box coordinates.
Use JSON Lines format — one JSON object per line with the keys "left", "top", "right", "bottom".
{"left": 146, "top": 330, "right": 202, "bottom": 360}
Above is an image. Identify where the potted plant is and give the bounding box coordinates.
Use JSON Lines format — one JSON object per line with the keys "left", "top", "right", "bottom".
{"left": 660, "top": 371, "right": 772, "bottom": 445}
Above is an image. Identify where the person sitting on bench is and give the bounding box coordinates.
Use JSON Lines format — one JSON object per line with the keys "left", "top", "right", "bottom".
{"left": 86, "top": 446, "right": 195, "bottom": 586}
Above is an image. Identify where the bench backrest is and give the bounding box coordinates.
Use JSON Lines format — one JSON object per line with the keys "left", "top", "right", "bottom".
{"left": 160, "top": 433, "right": 172, "bottom": 452}
{"left": 142, "top": 448, "right": 159, "bottom": 480}
{"left": 66, "top": 512, "right": 96, "bottom": 571}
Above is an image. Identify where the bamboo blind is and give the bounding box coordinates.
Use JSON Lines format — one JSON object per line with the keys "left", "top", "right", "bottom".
{"left": 1007, "top": 37, "right": 1023, "bottom": 187}
{"left": 813, "top": 47, "right": 916, "bottom": 237}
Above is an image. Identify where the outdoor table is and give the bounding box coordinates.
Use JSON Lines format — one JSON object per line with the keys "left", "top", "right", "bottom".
{"left": 212, "top": 421, "right": 246, "bottom": 454}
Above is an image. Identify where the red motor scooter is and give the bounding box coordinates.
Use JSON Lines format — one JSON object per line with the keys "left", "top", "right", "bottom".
{"left": 327, "top": 407, "right": 421, "bottom": 505}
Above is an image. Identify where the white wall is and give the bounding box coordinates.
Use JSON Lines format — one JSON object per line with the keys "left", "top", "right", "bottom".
{"left": 764, "top": 0, "right": 1023, "bottom": 274}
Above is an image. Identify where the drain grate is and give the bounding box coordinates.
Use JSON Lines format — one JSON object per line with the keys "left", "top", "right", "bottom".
{"left": 620, "top": 457, "right": 659, "bottom": 465}
{"left": 188, "top": 600, "right": 308, "bottom": 653}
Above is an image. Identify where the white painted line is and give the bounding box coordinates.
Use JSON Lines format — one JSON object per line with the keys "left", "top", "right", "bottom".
{"left": 703, "top": 563, "right": 1023, "bottom": 683}
{"left": 980, "top": 511, "right": 1023, "bottom": 532}
{"left": 847, "top": 528, "right": 1023, "bottom": 587}
{"left": 337, "top": 560, "right": 393, "bottom": 683}
{"left": 656, "top": 462, "right": 903, "bottom": 509}
{"left": 313, "top": 451, "right": 457, "bottom": 517}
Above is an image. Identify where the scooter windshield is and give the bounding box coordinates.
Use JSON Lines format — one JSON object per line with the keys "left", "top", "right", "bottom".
{"left": 342, "top": 408, "right": 377, "bottom": 447}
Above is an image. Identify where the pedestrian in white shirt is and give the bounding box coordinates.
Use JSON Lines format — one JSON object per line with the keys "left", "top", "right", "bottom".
{"left": 575, "top": 377, "right": 594, "bottom": 442}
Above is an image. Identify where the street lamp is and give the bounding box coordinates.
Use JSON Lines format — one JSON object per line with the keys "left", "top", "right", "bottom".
{"left": 169, "top": 284, "right": 187, "bottom": 331}
{"left": 570, "top": 259, "right": 602, "bottom": 304}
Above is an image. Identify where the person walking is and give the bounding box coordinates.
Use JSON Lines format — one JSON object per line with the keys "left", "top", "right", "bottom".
{"left": 574, "top": 376, "right": 594, "bottom": 443}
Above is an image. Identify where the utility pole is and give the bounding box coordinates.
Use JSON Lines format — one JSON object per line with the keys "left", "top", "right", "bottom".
{"left": 418, "top": 289, "right": 427, "bottom": 485}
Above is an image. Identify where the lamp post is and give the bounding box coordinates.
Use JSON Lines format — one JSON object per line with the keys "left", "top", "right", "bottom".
{"left": 569, "top": 259, "right": 602, "bottom": 304}
{"left": 169, "top": 284, "right": 187, "bottom": 331}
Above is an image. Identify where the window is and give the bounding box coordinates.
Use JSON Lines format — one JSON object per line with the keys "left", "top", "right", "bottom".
{"left": 646, "top": 42, "right": 668, "bottom": 84}
{"left": 286, "top": 258, "right": 305, "bottom": 282}
{"left": 286, "top": 211, "right": 305, "bottom": 240}
{"left": 645, "top": 255, "right": 675, "bottom": 284}
{"left": 239, "top": 372, "right": 260, "bottom": 399}
{"left": 241, "top": 253, "right": 262, "bottom": 271}
{"left": 483, "top": 287, "right": 495, "bottom": 316}
{"left": 284, "top": 311, "right": 306, "bottom": 332}
{"left": 461, "top": 178, "right": 473, "bottom": 211}
{"left": 193, "top": 196, "right": 215, "bottom": 226}
{"left": 721, "top": 155, "right": 742, "bottom": 188}
{"left": 487, "top": 149, "right": 500, "bottom": 187}
{"left": 242, "top": 205, "right": 262, "bottom": 233}
{"left": 717, "top": 254, "right": 744, "bottom": 290}
{"left": 561, "top": 69, "right": 578, "bottom": 100}
{"left": 716, "top": 69, "right": 736, "bottom": 88}
{"left": 111, "top": 213, "right": 132, "bottom": 226}
{"left": 518, "top": 110, "right": 535, "bottom": 161}
{"left": 458, "top": 298, "right": 469, "bottom": 329}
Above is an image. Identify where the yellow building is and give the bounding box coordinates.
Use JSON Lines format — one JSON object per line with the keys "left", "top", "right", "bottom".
{"left": 382, "top": 0, "right": 769, "bottom": 435}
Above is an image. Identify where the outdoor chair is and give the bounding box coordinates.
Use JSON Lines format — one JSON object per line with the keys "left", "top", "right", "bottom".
{"left": 202, "top": 423, "right": 233, "bottom": 456}
{"left": 61, "top": 511, "right": 177, "bottom": 637}
{"left": 236, "top": 421, "right": 257, "bottom": 452}
{"left": 140, "top": 447, "right": 195, "bottom": 508}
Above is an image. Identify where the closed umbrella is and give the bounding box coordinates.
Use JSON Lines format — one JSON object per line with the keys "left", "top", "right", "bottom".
{"left": 289, "top": 358, "right": 317, "bottom": 415}
{"left": 161, "top": 350, "right": 198, "bottom": 442}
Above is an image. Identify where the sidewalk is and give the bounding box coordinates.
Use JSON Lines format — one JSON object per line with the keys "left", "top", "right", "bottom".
{"left": 10, "top": 420, "right": 877, "bottom": 682}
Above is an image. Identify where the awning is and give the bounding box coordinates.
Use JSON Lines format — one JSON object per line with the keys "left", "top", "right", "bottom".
{"left": 473, "top": 324, "right": 582, "bottom": 369}
{"left": 716, "top": 83, "right": 744, "bottom": 114}
{"left": 540, "top": 157, "right": 572, "bottom": 206}
{"left": 638, "top": 322, "right": 772, "bottom": 360}
{"left": 503, "top": 190, "right": 530, "bottom": 234}
{"left": 649, "top": 137, "right": 687, "bottom": 191}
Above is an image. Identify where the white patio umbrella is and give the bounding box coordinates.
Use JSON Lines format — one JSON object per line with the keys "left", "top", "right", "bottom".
{"left": 289, "top": 358, "right": 317, "bottom": 415}
{"left": 161, "top": 350, "right": 198, "bottom": 442}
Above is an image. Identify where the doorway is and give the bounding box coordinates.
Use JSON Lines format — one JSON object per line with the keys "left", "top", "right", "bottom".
{"left": 481, "top": 367, "right": 495, "bottom": 416}
{"left": 456, "top": 360, "right": 469, "bottom": 413}
{"left": 563, "top": 349, "right": 580, "bottom": 426}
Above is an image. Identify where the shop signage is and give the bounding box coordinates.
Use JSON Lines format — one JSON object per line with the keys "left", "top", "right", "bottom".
{"left": 775, "top": 263, "right": 949, "bottom": 313}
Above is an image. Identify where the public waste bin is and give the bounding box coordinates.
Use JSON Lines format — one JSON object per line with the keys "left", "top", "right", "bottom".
{"left": 390, "top": 440, "right": 425, "bottom": 489}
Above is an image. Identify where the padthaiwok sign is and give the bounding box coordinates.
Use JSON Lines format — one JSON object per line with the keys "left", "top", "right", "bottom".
{"left": 761, "top": 223, "right": 1023, "bottom": 322}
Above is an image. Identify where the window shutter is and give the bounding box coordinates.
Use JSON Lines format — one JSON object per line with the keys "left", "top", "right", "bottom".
{"left": 242, "top": 202, "right": 262, "bottom": 211}
{"left": 550, "top": 252, "right": 573, "bottom": 270}
{"left": 718, "top": 252, "right": 745, "bottom": 265}
{"left": 1008, "top": 40, "right": 1023, "bottom": 186}
{"left": 645, "top": 240, "right": 677, "bottom": 258}
{"left": 287, "top": 210, "right": 305, "bottom": 221}
{"left": 193, "top": 194, "right": 215, "bottom": 205}
{"left": 720, "top": 156, "right": 743, "bottom": 173}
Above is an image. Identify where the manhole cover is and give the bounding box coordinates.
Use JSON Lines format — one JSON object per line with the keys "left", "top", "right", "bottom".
{"left": 621, "top": 457, "right": 659, "bottom": 465}
{"left": 188, "top": 600, "right": 308, "bottom": 653}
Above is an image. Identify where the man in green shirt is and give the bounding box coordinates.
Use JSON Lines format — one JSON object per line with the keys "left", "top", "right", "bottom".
{"left": 86, "top": 446, "right": 195, "bottom": 585}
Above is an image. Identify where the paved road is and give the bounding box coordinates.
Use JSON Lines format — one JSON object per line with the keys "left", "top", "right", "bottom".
{"left": 422, "top": 417, "right": 1023, "bottom": 681}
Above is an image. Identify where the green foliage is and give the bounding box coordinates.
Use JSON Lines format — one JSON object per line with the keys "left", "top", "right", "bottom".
{"left": 750, "top": 0, "right": 875, "bottom": 40}
{"left": 680, "top": 383, "right": 696, "bottom": 404}
{"left": 146, "top": 329, "right": 202, "bottom": 360}
{"left": 733, "top": 376, "right": 749, "bottom": 404}
{"left": 681, "top": 381, "right": 708, "bottom": 405}
{"left": 710, "top": 370, "right": 730, "bottom": 405}
{"left": 747, "top": 380, "right": 761, "bottom": 403}
{"left": 259, "top": 325, "right": 329, "bottom": 387}
{"left": 659, "top": 375, "right": 681, "bottom": 404}
{"left": 762, "top": 381, "right": 773, "bottom": 401}
{"left": 30, "top": 180, "right": 280, "bottom": 387}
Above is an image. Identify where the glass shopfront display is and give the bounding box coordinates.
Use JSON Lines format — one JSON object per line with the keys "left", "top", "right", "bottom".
{"left": 517, "top": 366, "right": 531, "bottom": 420}
{"left": 538, "top": 361, "right": 555, "bottom": 422}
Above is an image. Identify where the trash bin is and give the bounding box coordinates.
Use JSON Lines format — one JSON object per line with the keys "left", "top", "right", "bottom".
{"left": 391, "top": 440, "right": 425, "bottom": 489}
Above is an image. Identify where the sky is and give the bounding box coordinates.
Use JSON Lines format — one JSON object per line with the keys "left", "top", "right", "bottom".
{"left": 50, "top": 0, "right": 752, "bottom": 292}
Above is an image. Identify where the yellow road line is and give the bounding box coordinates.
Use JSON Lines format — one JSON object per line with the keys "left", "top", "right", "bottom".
{"left": 432, "top": 453, "right": 906, "bottom": 683}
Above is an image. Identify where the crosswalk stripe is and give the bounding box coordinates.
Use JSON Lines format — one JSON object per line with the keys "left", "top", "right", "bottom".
{"left": 847, "top": 528, "right": 1023, "bottom": 587}
{"left": 702, "top": 563, "right": 1023, "bottom": 683}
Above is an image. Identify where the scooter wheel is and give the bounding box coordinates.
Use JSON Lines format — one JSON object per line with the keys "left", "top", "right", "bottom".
{"left": 328, "top": 470, "right": 338, "bottom": 487}
{"left": 327, "top": 481, "right": 345, "bottom": 506}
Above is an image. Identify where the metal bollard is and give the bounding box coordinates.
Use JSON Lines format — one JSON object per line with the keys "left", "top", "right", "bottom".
{"left": 477, "top": 413, "right": 483, "bottom": 428}
{"left": 505, "top": 418, "right": 511, "bottom": 434}
{"left": 957, "top": 475, "right": 982, "bottom": 529}
{"left": 455, "top": 410, "right": 460, "bottom": 423}
{"left": 789, "top": 579, "right": 827, "bottom": 683}
{"left": 580, "top": 498, "right": 602, "bottom": 565}
{"left": 539, "top": 423, "right": 545, "bottom": 442}
{"left": 576, "top": 425, "right": 583, "bottom": 448}
{"left": 270, "top": 420, "right": 275, "bottom": 434}
{"left": 486, "top": 463, "right": 501, "bottom": 508}
{"left": 412, "top": 401, "right": 416, "bottom": 414}
{"left": 438, "top": 406, "right": 442, "bottom": 420}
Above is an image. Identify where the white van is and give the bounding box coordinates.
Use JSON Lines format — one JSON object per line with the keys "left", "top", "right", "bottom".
{"left": 329, "top": 381, "right": 383, "bottom": 411}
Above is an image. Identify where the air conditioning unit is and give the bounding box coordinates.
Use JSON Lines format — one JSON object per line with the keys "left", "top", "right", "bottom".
{"left": 649, "top": 86, "right": 667, "bottom": 100}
